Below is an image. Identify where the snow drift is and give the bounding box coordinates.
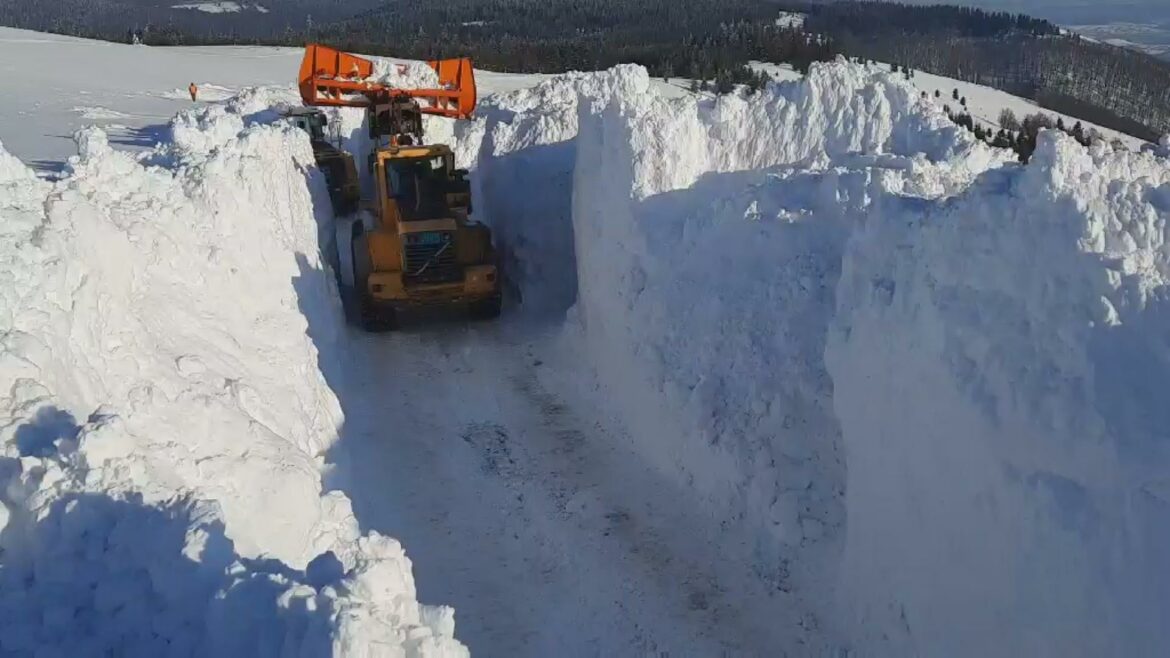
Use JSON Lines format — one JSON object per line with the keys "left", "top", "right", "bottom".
{"left": 0, "top": 89, "right": 466, "bottom": 656}
{"left": 463, "top": 59, "right": 1170, "bottom": 654}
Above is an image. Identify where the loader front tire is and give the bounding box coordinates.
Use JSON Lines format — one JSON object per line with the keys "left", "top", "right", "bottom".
{"left": 351, "top": 230, "right": 397, "bottom": 331}
{"left": 469, "top": 295, "right": 502, "bottom": 321}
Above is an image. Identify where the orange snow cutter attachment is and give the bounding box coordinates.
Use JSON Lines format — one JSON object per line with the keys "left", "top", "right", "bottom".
{"left": 298, "top": 43, "right": 477, "bottom": 118}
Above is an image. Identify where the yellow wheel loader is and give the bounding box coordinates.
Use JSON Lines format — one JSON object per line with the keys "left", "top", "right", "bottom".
{"left": 283, "top": 107, "right": 360, "bottom": 215}
{"left": 299, "top": 44, "right": 500, "bottom": 329}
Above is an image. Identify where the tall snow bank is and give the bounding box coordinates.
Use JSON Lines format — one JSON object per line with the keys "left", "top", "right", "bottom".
{"left": 462, "top": 59, "right": 1010, "bottom": 646}
{"left": 455, "top": 69, "right": 647, "bottom": 315}
{"left": 565, "top": 62, "right": 1007, "bottom": 633}
{"left": 827, "top": 132, "right": 1170, "bottom": 656}
{"left": 0, "top": 87, "right": 466, "bottom": 656}
{"left": 458, "top": 61, "right": 1001, "bottom": 316}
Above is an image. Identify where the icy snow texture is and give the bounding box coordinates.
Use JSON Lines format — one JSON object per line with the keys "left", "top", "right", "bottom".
{"left": 464, "top": 59, "right": 1170, "bottom": 655}
{"left": 0, "top": 88, "right": 466, "bottom": 657}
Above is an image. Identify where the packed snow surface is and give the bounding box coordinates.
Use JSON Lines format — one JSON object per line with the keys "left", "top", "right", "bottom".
{"left": 4, "top": 27, "right": 1170, "bottom": 657}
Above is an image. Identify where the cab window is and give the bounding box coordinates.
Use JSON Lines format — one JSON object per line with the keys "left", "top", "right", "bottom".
{"left": 385, "top": 156, "right": 450, "bottom": 221}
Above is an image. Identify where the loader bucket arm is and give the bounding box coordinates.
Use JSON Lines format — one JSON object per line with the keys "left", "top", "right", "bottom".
{"left": 298, "top": 44, "right": 477, "bottom": 118}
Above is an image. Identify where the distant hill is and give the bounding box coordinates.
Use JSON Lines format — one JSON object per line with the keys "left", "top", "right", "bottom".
{"left": 794, "top": 1, "right": 1170, "bottom": 139}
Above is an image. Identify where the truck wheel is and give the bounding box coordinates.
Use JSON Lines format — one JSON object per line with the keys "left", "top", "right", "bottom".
{"left": 359, "top": 297, "right": 398, "bottom": 331}
{"left": 348, "top": 231, "right": 390, "bottom": 332}
{"left": 469, "top": 295, "right": 502, "bottom": 321}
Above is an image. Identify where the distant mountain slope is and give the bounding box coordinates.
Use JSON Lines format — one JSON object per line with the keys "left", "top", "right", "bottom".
{"left": 3, "top": 0, "right": 1167, "bottom": 141}
{"left": 795, "top": 1, "right": 1170, "bottom": 140}
{"left": 1069, "top": 22, "right": 1170, "bottom": 61}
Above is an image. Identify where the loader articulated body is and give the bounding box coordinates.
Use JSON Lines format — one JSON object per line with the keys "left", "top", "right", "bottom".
{"left": 297, "top": 44, "right": 499, "bottom": 329}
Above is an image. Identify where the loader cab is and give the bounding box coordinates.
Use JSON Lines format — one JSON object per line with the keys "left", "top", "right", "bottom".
{"left": 386, "top": 153, "right": 449, "bottom": 221}
{"left": 285, "top": 108, "right": 328, "bottom": 144}
{"left": 354, "top": 142, "right": 499, "bottom": 326}
{"left": 374, "top": 145, "right": 471, "bottom": 226}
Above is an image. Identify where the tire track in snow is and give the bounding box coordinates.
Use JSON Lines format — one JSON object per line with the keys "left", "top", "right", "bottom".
{"left": 330, "top": 318, "right": 824, "bottom": 657}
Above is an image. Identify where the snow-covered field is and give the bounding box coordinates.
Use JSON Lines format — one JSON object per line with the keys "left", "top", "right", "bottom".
{"left": 2, "top": 25, "right": 1170, "bottom": 657}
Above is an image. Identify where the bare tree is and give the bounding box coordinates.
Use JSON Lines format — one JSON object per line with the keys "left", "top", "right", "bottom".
{"left": 998, "top": 108, "right": 1020, "bottom": 131}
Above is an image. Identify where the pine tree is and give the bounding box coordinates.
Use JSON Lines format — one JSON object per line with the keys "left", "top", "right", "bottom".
{"left": 1071, "top": 121, "right": 1086, "bottom": 143}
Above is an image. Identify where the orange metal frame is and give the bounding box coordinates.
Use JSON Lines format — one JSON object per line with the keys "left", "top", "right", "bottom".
{"left": 298, "top": 43, "right": 477, "bottom": 118}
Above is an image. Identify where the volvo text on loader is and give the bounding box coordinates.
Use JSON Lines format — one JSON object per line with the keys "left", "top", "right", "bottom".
{"left": 298, "top": 44, "right": 501, "bottom": 329}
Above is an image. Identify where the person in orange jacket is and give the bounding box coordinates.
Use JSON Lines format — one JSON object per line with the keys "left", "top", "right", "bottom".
{"left": 188, "top": 82, "right": 198, "bottom": 102}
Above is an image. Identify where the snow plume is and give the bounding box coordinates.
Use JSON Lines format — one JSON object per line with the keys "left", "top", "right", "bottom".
{"left": 0, "top": 91, "right": 467, "bottom": 656}
{"left": 828, "top": 133, "right": 1170, "bottom": 657}
{"left": 467, "top": 57, "right": 1170, "bottom": 654}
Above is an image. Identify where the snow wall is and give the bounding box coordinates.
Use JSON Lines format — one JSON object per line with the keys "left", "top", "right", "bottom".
{"left": 828, "top": 134, "right": 1170, "bottom": 656}
{"left": 0, "top": 90, "right": 466, "bottom": 657}
{"left": 460, "top": 60, "right": 1170, "bottom": 654}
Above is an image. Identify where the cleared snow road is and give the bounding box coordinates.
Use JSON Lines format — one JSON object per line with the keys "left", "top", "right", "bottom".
{"left": 323, "top": 316, "right": 822, "bottom": 657}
